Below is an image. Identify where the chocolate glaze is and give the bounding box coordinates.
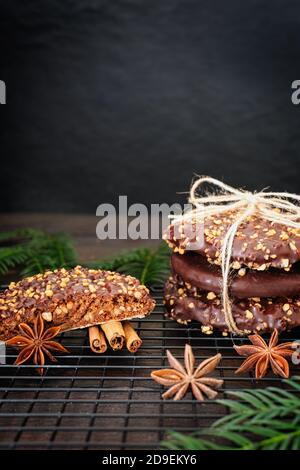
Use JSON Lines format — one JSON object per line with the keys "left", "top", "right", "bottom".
{"left": 166, "top": 210, "right": 300, "bottom": 269}
{"left": 171, "top": 252, "right": 300, "bottom": 299}
{"left": 164, "top": 275, "right": 300, "bottom": 334}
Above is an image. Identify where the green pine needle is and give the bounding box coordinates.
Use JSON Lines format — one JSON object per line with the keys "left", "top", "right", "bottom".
{"left": 20, "top": 231, "right": 78, "bottom": 277}
{"left": 0, "top": 229, "right": 78, "bottom": 277}
{"left": 0, "top": 229, "right": 170, "bottom": 287}
{"left": 85, "top": 243, "right": 171, "bottom": 286}
{"left": 162, "top": 376, "right": 300, "bottom": 450}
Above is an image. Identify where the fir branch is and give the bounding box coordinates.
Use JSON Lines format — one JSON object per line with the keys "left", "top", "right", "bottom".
{"left": 0, "top": 228, "right": 39, "bottom": 243}
{"left": 86, "top": 243, "right": 170, "bottom": 287}
{"left": 162, "top": 376, "right": 300, "bottom": 450}
{"left": 0, "top": 228, "right": 170, "bottom": 286}
{"left": 0, "top": 229, "right": 77, "bottom": 277}
{"left": 0, "top": 246, "right": 29, "bottom": 275}
{"left": 20, "top": 232, "right": 77, "bottom": 277}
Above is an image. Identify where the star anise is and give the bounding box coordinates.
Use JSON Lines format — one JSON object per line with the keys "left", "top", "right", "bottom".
{"left": 151, "top": 344, "right": 223, "bottom": 401}
{"left": 234, "top": 329, "right": 294, "bottom": 379}
{"left": 6, "top": 315, "right": 69, "bottom": 375}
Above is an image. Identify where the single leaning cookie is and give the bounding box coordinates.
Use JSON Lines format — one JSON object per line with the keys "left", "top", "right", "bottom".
{"left": 0, "top": 266, "right": 155, "bottom": 341}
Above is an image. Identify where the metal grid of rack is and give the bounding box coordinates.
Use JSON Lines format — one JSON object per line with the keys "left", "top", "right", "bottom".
{"left": 0, "top": 286, "right": 298, "bottom": 449}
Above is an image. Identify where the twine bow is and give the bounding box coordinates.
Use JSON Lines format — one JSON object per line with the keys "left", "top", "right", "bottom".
{"left": 173, "top": 176, "right": 300, "bottom": 335}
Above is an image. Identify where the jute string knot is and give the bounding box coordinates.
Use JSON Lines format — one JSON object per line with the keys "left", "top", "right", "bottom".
{"left": 171, "top": 176, "right": 300, "bottom": 335}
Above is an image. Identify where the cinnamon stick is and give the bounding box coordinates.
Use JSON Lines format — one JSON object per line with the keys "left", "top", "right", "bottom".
{"left": 100, "top": 321, "right": 125, "bottom": 350}
{"left": 123, "top": 321, "right": 142, "bottom": 353}
{"left": 89, "top": 326, "right": 107, "bottom": 353}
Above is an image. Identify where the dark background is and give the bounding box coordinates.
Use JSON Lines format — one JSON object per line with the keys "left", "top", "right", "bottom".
{"left": 1, "top": 0, "right": 300, "bottom": 213}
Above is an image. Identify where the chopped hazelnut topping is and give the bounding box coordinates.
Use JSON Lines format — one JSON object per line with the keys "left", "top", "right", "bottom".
{"left": 41, "top": 312, "right": 52, "bottom": 322}
{"left": 245, "top": 310, "right": 253, "bottom": 319}
{"left": 232, "top": 261, "right": 241, "bottom": 269}
{"left": 256, "top": 264, "right": 267, "bottom": 271}
{"left": 289, "top": 242, "right": 297, "bottom": 252}
{"left": 255, "top": 242, "right": 264, "bottom": 250}
{"left": 201, "top": 325, "right": 213, "bottom": 334}
{"left": 206, "top": 292, "right": 216, "bottom": 300}
{"left": 280, "top": 231, "right": 289, "bottom": 240}
{"left": 280, "top": 258, "right": 290, "bottom": 268}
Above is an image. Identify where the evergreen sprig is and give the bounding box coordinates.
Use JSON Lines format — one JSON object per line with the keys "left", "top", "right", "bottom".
{"left": 87, "top": 243, "right": 170, "bottom": 286}
{"left": 0, "top": 229, "right": 170, "bottom": 287}
{"left": 162, "top": 376, "right": 300, "bottom": 450}
{"left": 0, "top": 229, "right": 77, "bottom": 276}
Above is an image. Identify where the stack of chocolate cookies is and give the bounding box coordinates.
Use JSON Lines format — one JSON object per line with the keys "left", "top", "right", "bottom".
{"left": 163, "top": 210, "right": 300, "bottom": 335}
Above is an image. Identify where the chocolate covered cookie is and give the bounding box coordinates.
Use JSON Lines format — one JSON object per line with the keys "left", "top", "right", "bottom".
{"left": 165, "top": 210, "right": 300, "bottom": 271}
{"left": 171, "top": 252, "right": 300, "bottom": 299}
{"left": 164, "top": 274, "right": 300, "bottom": 335}
{"left": 0, "top": 266, "right": 155, "bottom": 341}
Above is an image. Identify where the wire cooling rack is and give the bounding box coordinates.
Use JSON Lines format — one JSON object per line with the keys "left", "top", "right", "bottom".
{"left": 0, "top": 286, "right": 299, "bottom": 450}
